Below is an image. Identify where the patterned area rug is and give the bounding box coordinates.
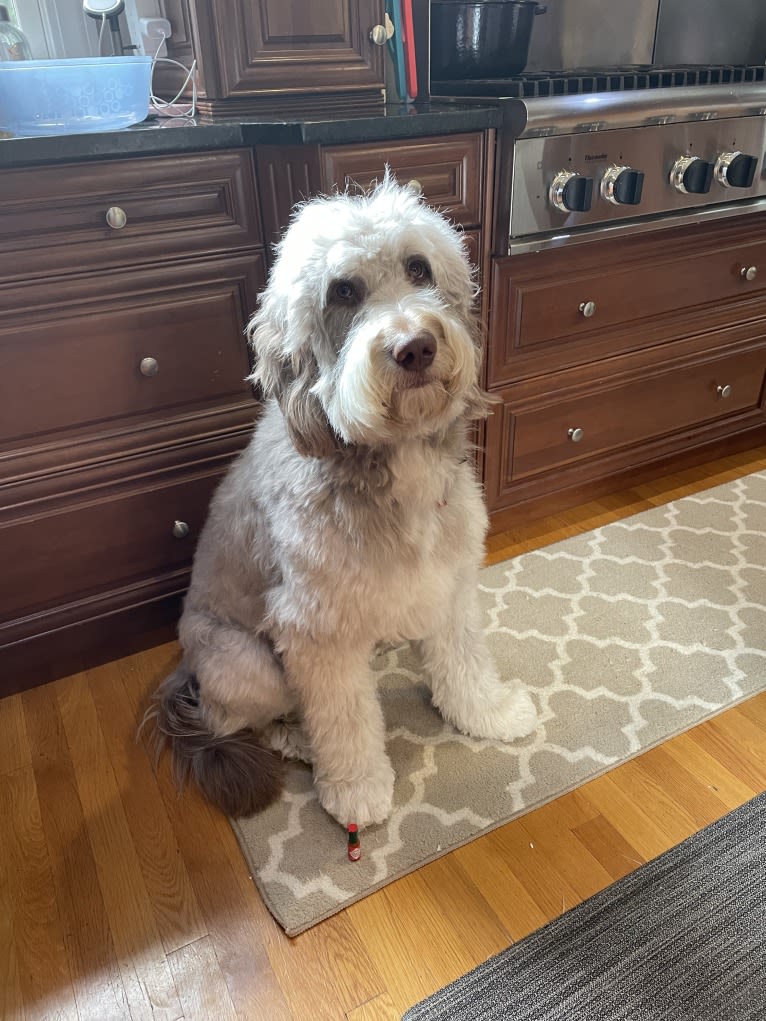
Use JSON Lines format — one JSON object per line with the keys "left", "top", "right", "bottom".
{"left": 233, "top": 471, "right": 766, "bottom": 936}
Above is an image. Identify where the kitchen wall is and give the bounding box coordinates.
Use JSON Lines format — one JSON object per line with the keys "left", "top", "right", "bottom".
{"left": 14, "top": 0, "right": 163, "bottom": 57}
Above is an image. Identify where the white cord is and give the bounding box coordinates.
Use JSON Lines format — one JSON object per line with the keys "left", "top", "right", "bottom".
{"left": 149, "top": 33, "right": 197, "bottom": 119}
{"left": 97, "top": 13, "right": 106, "bottom": 57}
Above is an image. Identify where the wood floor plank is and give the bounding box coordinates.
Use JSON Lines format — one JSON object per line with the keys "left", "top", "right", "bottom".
{"left": 121, "top": 644, "right": 296, "bottom": 1021}
{"left": 267, "top": 913, "right": 386, "bottom": 1021}
{"left": 86, "top": 659, "right": 208, "bottom": 954}
{"left": 0, "top": 839, "right": 25, "bottom": 1021}
{"left": 167, "top": 936, "right": 239, "bottom": 1021}
{"left": 572, "top": 815, "right": 646, "bottom": 881}
{"left": 347, "top": 855, "right": 510, "bottom": 1017}
{"left": 56, "top": 673, "right": 183, "bottom": 1021}
{"left": 346, "top": 991, "right": 401, "bottom": 1021}
{"left": 657, "top": 731, "right": 757, "bottom": 810}
{"left": 735, "top": 690, "right": 766, "bottom": 731}
{"left": 0, "top": 766, "right": 78, "bottom": 1021}
{"left": 689, "top": 712, "right": 766, "bottom": 792}
{"left": 0, "top": 692, "right": 31, "bottom": 777}
{"left": 599, "top": 757, "right": 701, "bottom": 847}
{"left": 518, "top": 811, "right": 614, "bottom": 902}
{"left": 22, "top": 684, "right": 130, "bottom": 1021}
{"left": 453, "top": 832, "right": 549, "bottom": 941}
{"left": 631, "top": 745, "right": 732, "bottom": 830}
{"left": 575, "top": 774, "right": 677, "bottom": 862}
{"left": 485, "top": 817, "right": 583, "bottom": 918}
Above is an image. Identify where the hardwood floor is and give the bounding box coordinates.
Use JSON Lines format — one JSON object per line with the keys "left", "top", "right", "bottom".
{"left": 2, "top": 444, "right": 765, "bottom": 1021}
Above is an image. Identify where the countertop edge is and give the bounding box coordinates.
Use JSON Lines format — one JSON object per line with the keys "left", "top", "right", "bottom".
{"left": 0, "top": 105, "right": 501, "bottom": 168}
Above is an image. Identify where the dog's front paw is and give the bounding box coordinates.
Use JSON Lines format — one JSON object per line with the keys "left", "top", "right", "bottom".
{"left": 446, "top": 684, "right": 538, "bottom": 743}
{"left": 315, "top": 759, "right": 395, "bottom": 829}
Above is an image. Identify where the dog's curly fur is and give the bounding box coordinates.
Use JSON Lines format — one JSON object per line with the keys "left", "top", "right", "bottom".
{"left": 145, "top": 178, "right": 537, "bottom": 826}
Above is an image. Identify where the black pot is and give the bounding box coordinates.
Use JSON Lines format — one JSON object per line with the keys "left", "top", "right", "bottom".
{"left": 430, "top": 0, "right": 547, "bottom": 81}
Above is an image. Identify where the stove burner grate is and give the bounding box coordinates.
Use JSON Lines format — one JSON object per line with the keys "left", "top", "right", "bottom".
{"left": 432, "top": 65, "right": 766, "bottom": 99}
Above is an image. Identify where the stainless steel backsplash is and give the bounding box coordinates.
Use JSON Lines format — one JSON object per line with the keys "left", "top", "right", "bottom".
{"left": 524, "top": 0, "right": 766, "bottom": 72}
{"left": 525, "top": 0, "right": 659, "bottom": 71}
{"left": 654, "top": 0, "right": 766, "bottom": 66}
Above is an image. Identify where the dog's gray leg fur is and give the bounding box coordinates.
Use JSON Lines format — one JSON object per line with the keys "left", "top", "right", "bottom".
{"left": 142, "top": 664, "right": 284, "bottom": 818}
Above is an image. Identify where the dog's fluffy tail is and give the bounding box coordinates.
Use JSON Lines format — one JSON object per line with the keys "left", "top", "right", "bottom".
{"left": 141, "top": 665, "right": 284, "bottom": 818}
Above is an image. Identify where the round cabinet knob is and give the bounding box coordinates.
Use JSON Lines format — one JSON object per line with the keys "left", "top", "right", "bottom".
{"left": 369, "top": 24, "right": 387, "bottom": 45}
{"left": 601, "top": 165, "right": 645, "bottom": 206}
{"left": 139, "top": 356, "right": 159, "bottom": 377}
{"left": 670, "top": 155, "right": 714, "bottom": 195}
{"left": 740, "top": 265, "right": 758, "bottom": 281}
{"left": 105, "top": 206, "right": 127, "bottom": 229}
{"left": 717, "top": 384, "right": 733, "bottom": 399}
{"left": 568, "top": 427, "right": 585, "bottom": 442}
{"left": 172, "top": 520, "right": 190, "bottom": 539}
{"left": 579, "top": 300, "right": 596, "bottom": 318}
{"left": 549, "top": 170, "right": 594, "bottom": 213}
{"left": 714, "top": 151, "right": 758, "bottom": 189}
{"left": 406, "top": 178, "right": 423, "bottom": 195}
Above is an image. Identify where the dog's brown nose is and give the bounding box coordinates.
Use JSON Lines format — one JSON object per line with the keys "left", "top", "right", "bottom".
{"left": 393, "top": 331, "right": 437, "bottom": 372}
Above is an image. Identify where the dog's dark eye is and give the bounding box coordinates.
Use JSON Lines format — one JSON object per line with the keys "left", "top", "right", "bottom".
{"left": 407, "top": 258, "right": 432, "bottom": 283}
{"left": 332, "top": 280, "right": 358, "bottom": 303}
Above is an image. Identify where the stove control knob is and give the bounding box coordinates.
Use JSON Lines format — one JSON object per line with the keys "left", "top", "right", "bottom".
{"left": 714, "top": 151, "right": 758, "bottom": 189}
{"left": 670, "top": 155, "right": 714, "bottom": 195}
{"left": 601, "top": 165, "right": 645, "bottom": 206}
{"left": 549, "top": 170, "right": 594, "bottom": 213}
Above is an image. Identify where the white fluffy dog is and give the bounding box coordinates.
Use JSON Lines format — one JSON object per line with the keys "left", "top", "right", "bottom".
{"left": 148, "top": 179, "right": 537, "bottom": 828}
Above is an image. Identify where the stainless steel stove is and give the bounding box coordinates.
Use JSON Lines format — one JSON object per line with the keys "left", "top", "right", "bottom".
{"left": 443, "top": 68, "right": 766, "bottom": 255}
{"left": 501, "top": 83, "right": 766, "bottom": 253}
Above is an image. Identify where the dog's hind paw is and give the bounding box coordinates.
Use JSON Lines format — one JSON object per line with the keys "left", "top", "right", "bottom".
{"left": 315, "top": 760, "right": 395, "bottom": 829}
{"left": 447, "top": 685, "right": 538, "bottom": 743}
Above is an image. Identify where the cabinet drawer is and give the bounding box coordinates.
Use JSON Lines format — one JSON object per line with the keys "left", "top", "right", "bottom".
{"left": 0, "top": 468, "right": 223, "bottom": 622}
{"left": 489, "top": 216, "right": 766, "bottom": 385}
{"left": 510, "top": 347, "right": 766, "bottom": 482}
{"left": 0, "top": 254, "right": 264, "bottom": 461}
{"left": 321, "top": 133, "right": 484, "bottom": 226}
{"left": 0, "top": 150, "right": 262, "bottom": 282}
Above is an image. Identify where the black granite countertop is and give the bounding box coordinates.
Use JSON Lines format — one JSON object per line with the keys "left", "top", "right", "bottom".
{"left": 0, "top": 102, "right": 500, "bottom": 167}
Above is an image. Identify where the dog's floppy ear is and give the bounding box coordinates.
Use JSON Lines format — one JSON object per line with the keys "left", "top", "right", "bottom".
{"left": 247, "top": 295, "right": 341, "bottom": 459}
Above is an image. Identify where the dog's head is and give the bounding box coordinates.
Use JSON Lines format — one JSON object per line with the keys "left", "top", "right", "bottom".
{"left": 248, "top": 178, "right": 488, "bottom": 457}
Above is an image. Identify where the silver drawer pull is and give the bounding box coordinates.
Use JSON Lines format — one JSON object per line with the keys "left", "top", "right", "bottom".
{"left": 740, "top": 265, "right": 757, "bottom": 281}
{"left": 172, "top": 520, "right": 190, "bottom": 539}
{"left": 139, "top": 356, "right": 159, "bottom": 377}
{"left": 106, "top": 206, "right": 127, "bottom": 230}
{"left": 406, "top": 178, "right": 423, "bottom": 195}
{"left": 568, "top": 427, "right": 584, "bottom": 442}
{"left": 579, "top": 300, "right": 596, "bottom": 318}
{"left": 717, "top": 384, "right": 733, "bottom": 399}
{"left": 369, "top": 24, "right": 387, "bottom": 45}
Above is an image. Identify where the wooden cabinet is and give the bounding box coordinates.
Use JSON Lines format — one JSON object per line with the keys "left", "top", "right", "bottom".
{"left": 255, "top": 132, "right": 492, "bottom": 282}
{"left": 1, "top": 150, "right": 263, "bottom": 694}
{"left": 484, "top": 214, "right": 766, "bottom": 521}
{"left": 163, "top": 0, "right": 386, "bottom": 117}
{"left": 320, "top": 135, "right": 485, "bottom": 226}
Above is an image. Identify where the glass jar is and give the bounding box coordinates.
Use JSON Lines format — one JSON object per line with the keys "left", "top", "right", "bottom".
{"left": 0, "top": 5, "right": 33, "bottom": 61}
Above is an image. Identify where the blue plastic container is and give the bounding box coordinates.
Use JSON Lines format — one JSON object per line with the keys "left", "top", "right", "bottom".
{"left": 0, "top": 56, "right": 152, "bottom": 136}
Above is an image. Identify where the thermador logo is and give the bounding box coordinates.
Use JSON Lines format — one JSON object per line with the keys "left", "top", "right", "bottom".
{"left": 584, "top": 153, "right": 608, "bottom": 162}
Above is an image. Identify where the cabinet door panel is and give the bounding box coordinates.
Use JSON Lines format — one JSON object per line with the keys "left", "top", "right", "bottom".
{"left": 201, "top": 0, "right": 385, "bottom": 97}
{"left": 321, "top": 134, "right": 484, "bottom": 226}
{"left": 0, "top": 255, "right": 263, "bottom": 461}
{"left": 0, "top": 468, "right": 223, "bottom": 621}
